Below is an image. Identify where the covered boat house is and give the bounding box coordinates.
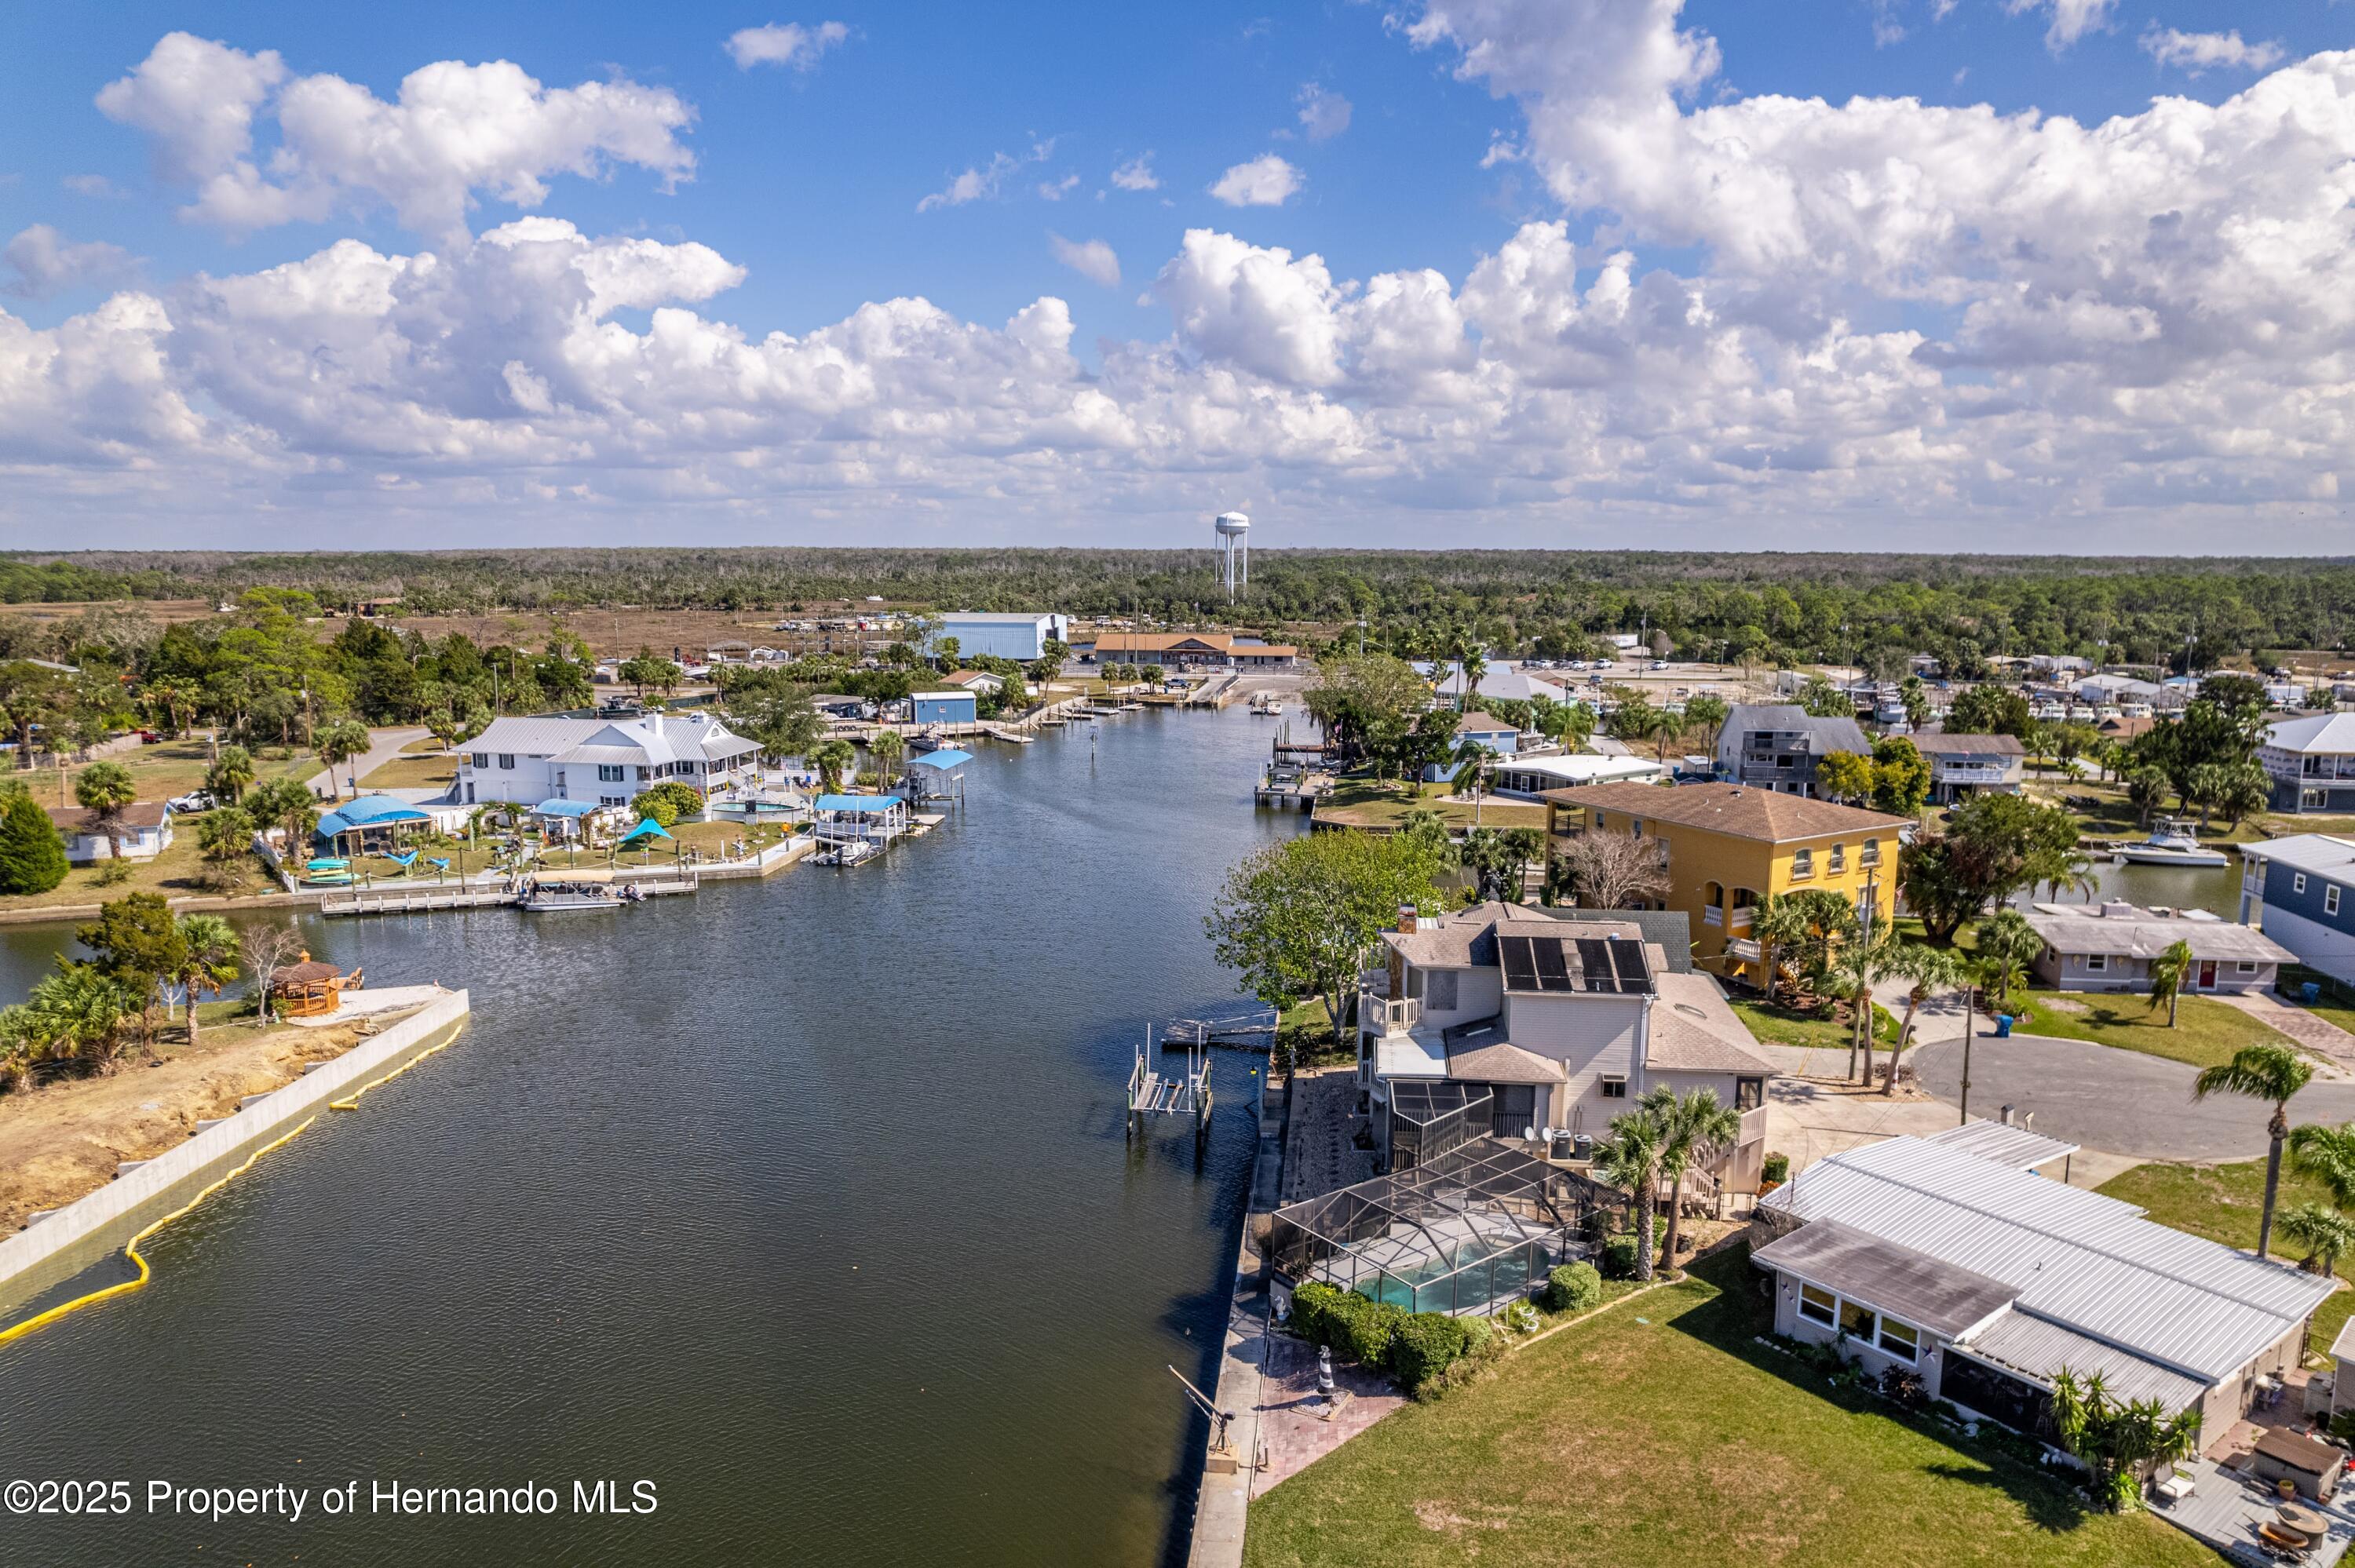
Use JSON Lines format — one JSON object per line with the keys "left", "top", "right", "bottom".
{"left": 314, "top": 793, "right": 433, "bottom": 855}
{"left": 812, "top": 793, "right": 911, "bottom": 852}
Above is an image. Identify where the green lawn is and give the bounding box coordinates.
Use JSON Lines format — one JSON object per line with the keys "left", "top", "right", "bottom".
{"left": 2098, "top": 1159, "right": 2353, "bottom": 1362}
{"left": 1729, "top": 996, "right": 1900, "bottom": 1050}
{"left": 1314, "top": 778, "right": 1548, "bottom": 833}
{"left": 2014, "top": 988, "right": 2295, "bottom": 1070}
{"left": 1246, "top": 1249, "right": 2212, "bottom": 1568}
{"left": 356, "top": 752, "right": 458, "bottom": 790}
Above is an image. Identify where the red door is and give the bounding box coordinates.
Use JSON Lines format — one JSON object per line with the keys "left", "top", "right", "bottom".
{"left": 2197, "top": 961, "right": 2218, "bottom": 990}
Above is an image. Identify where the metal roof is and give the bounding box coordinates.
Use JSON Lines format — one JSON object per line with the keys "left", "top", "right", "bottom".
{"left": 1753, "top": 1219, "right": 2016, "bottom": 1339}
{"left": 471, "top": 713, "right": 756, "bottom": 768}
{"left": 908, "top": 749, "right": 974, "bottom": 769}
{"left": 1925, "top": 1121, "right": 2080, "bottom": 1171}
{"left": 2240, "top": 834, "right": 2355, "bottom": 876}
{"left": 2020, "top": 908, "right": 2295, "bottom": 964}
{"left": 2265, "top": 713, "right": 2355, "bottom": 754}
{"left": 813, "top": 793, "right": 903, "bottom": 812}
{"left": 1957, "top": 1311, "right": 2206, "bottom": 1411}
{"left": 1760, "top": 1136, "right": 2335, "bottom": 1383}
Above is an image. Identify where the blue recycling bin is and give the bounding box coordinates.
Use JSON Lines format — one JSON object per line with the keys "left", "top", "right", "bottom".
{"left": 1994, "top": 1014, "right": 2014, "bottom": 1038}
{"left": 2304, "top": 982, "right": 2323, "bottom": 1005}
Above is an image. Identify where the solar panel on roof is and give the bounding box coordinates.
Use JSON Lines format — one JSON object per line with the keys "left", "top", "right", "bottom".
{"left": 1573, "top": 938, "right": 1616, "bottom": 991}
{"left": 1499, "top": 935, "right": 1539, "bottom": 991}
{"left": 1532, "top": 938, "right": 1574, "bottom": 991}
{"left": 1607, "top": 938, "right": 1652, "bottom": 993}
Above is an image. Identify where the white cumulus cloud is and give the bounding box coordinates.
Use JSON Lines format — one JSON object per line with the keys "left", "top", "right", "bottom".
{"left": 725, "top": 21, "right": 850, "bottom": 71}
{"left": 2, "top": 225, "right": 137, "bottom": 301}
{"left": 1049, "top": 234, "right": 1120, "bottom": 287}
{"left": 2141, "top": 27, "right": 2285, "bottom": 75}
{"left": 1208, "top": 154, "right": 1302, "bottom": 208}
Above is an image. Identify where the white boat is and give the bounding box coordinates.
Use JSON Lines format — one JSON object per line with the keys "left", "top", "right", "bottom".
{"left": 1249, "top": 693, "right": 1285, "bottom": 716}
{"left": 521, "top": 881, "right": 624, "bottom": 911}
{"left": 816, "top": 839, "right": 878, "bottom": 867}
{"left": 2114, "top": 819, "right": 2230, "bottom": 868}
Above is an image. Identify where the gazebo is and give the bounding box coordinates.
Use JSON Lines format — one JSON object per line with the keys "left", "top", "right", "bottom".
{"left": 268, "top": 951, "right": 363, "bottom": 1019}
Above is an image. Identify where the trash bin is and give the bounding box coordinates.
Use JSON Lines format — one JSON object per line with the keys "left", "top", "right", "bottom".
{"left": 1995, "top": 1014, "right": 2014, "bottom": 1038}
{"left": 2305, "top": 982, "right": 2324, "bottom": 1005}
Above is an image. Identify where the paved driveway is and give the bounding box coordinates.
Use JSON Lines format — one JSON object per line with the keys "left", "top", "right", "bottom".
{"left": 1911, "top": 1032, "right": 2355, "bottom": 1161}
{"left": 306, "top": 727, "right": 429, "bottom": 798}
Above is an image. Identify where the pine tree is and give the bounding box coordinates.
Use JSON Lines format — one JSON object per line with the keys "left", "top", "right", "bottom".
{"left": 0, "top": 791, "right": 70, "bottom": 895}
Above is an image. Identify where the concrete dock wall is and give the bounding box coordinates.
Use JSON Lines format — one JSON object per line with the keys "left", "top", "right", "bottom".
{"left": 0, "top": 988, "right": 473, "bottom": 1318}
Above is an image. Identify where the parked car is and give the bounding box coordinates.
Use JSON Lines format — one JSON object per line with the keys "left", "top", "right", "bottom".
{"left": 1649, "top": 659, "right": 1670, "bottom": 670}
{"left": 167, "top": 789, "right": 217, "bottom": 813}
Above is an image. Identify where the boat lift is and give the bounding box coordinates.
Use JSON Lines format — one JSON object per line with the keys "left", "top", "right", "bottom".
{"left": 1128, "top": 1026, "right": 1212, "bottom": 1143}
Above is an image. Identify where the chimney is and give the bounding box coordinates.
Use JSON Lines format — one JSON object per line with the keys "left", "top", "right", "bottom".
{"left": 1397, "top": 906, "right": 1418, "bottom": 935}
{"left": 1999, "top": 1103, "right": 2015, "bottom": 1125}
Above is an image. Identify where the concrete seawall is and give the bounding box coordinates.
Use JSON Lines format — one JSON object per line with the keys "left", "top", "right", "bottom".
{"left": 0, "top": 988, "right": 473, "bottom": 1319}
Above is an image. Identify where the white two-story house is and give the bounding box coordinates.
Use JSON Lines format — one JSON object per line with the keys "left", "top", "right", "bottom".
{"left": 457, "top": 713, "right": 765, "bottom": 808}
{"left": 1360, "top": 902, "right": 1779, "bottom": 1194}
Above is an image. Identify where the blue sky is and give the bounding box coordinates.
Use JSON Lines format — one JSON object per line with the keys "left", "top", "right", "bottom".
{"left": 1, "top": 1, "right": 2350, "bottom": 550}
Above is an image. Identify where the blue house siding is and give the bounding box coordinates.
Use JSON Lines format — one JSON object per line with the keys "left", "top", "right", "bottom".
{"left": 2261, "top": 858, "right": 2355, "bottom": 968}
{"left": 911, "top": 693, "right": 978, "bottom": 726}
{"left": 2272, "top": 775, "right": 2355, "bottom": 815}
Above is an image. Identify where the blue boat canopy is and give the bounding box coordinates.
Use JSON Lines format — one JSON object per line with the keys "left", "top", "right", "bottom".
{"left": 617, "top": 817, "right": 672, "bottom": 843}
{"left": 531, "top": 797, "right": 602, "bottom": 818}
{"left": 813, "top": 793, "right": 904, "bottom": 812}
{"left": 908, "top": 749, "right": 974, "bottom": 769}
{"left": 316, "top": 793, "right": 430, "bottom": 839}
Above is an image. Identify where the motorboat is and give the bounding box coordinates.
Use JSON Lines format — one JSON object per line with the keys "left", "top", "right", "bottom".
{"left": 1249, "top": 692, "right": 1285, "bottom": 716}
{"left": 520, "top": 879, "right": 624, "bottom": 911}
{"left": 2114, "top": 818, "right": 2230, "bottom": 868}
{"left": 816, "top": 839, "right": 878, "bottom": 867}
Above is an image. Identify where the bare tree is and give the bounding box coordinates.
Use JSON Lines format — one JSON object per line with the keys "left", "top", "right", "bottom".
{"left": 1554, "top": 829, "right": 1668, "bottom": 910}
{"left": 241, "top": 924, "right": 305, "bottom": 1027}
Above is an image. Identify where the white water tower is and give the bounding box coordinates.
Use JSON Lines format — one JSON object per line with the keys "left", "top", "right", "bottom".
{"left": 1214, "top": 512, "right": 1251, "bottom": 601}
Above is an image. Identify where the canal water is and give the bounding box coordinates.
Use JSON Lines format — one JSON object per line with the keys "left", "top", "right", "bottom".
{"left": 0, "top": 706, "right": 1296, "bottom": 1567}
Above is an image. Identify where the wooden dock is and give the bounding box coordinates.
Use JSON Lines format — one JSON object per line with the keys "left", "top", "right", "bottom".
{"left": 321, "top": 886, "right": 517, "bottom": 917}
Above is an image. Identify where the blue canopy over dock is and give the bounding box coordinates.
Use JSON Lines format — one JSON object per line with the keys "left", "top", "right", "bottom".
{"left": 907, "top": 749, "right": 973, "bottom": 770}
{"left": 813, "top": 794, "right": 904, "bottom": 812}
{"left": 316, "top": 793, "right": 431, "bottom": 844}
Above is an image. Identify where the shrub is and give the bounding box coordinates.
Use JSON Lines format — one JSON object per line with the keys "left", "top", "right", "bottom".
{"left": 1288, "top": 1280, "right": 1343, "bottom": 1343}
{"left": 1600, "top": 1235, "right": 1639, "bottom": 1280}
{"left": 629, "top": 781, "right": 704, "bottom": 829}
{"left": 0, "top": 792, "right": 69, "bottom": 895}
{"left": 1543, "top": 1261, "right": 1603, "bottom": 1314}
{"left": 1879, "top": 1366, "right": 1927, "bottom": 1409}
{"left": 1289, "top": 1282, "right": 1405, "bottom": 1369}
{"left": 1762, "top": 1151, "right": 1791, "bottom": 1185}
{"left": 1386, "top": 1311, "right": 1472, "bottom": 1391}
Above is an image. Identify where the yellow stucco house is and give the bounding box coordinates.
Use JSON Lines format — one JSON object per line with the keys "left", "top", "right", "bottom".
{"left": 1542, "top": 782, "right": 1915, "bottom": 983}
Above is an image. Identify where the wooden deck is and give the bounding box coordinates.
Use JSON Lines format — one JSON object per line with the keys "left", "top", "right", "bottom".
{"left": 2152, "top": 1455, "right": 2355, "bottom": 1566}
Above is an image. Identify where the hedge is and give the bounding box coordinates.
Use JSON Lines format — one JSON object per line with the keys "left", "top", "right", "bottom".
{"left": 1289, "top": 1282, "right": 1477, "bottom": 1394}
{"left": 1388, "top": 1312, "right": 1473, "bottom": 1389}
{"left": 1544, "top": 1261, "right": 1603, "bottom": 1313}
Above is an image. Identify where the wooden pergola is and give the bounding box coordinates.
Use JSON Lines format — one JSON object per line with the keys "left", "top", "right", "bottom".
{"left": 269, "top": 953, "right": 364, "bottom": 1019}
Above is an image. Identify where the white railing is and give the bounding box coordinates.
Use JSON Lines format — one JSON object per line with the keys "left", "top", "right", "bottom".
{"left": 1738, "top": 1104, "right": 1770, "bottom": 1145}
{"left": 1364, "top": 995, "right": 1420, "bottom": 1034}
{"left": 1703, "top": 906, "right": 1722, "bottom": 927}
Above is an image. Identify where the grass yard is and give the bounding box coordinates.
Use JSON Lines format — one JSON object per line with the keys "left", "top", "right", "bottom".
{"left": 2014, "top": 988, "right": 2295, "bottom": 1070}
{"left": 0, "top": 831, "right": 279, "bottom": 913}
{"left": 1315, "top": 778, "right": 1549, "bottom": 833}
{"left": 1729, "top": 996, "right": 1900, "bottom": 1050}
{"left": 356, "top": 752, "right": 458, "bottom": 790}
{"left": 26, "top": 737, "right": 318, "bottom": 810}
{"left": 1246, "top": 1249, "right": 2212, "bottom": 1568}
{"left": 2098, "top": 1159, "right": 2354, "bottom": 1360}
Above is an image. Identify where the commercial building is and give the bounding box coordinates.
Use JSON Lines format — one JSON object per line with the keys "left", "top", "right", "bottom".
{"left": 2019, "top": 902, "right": 2292, "bottom": 994}
{"left": 459, "top": 713, "right": 762, "bottom": 808}
{"left": 930, "top": 612, "right": 1071, "bottom": 662}
{"left": 2259, "top": 713, "right": 2355, "bottom": 815}
{"left": 1713, "top": 705, "right": 1872, "bottom": 798}
{"left": 1543, "top": 782, "right": 1911, "bottom": 985}
{"left": 1088, "top": 632, "right": 1298, "bottom": 669}
{"left": 2239, "top": 834, "right": 2355, "bottom": 983}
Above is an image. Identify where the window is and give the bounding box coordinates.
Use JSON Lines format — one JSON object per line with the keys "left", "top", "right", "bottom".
{"left": 497, "top": 754, "right": 515, "bottom": 771}
{"left": 1827, "top": 844, "right": 1847, "bottom": 874}
{"left": 1599, "top": 1075, "right": 1627, "bottom": 1099}
{"left": 2295, "top": 873, "right": 2309, "bottom": 894}
{"left": 2238, "top": 961, "right": 2258, "bottom": 974}
{"left": 597, "top": 764, "right": 625, "bottom": 782}
{"left": 1860, "top": 838, "right": 1881, "bottom": 866}
{"left": 1798, "top": 1284, "right": 1836, "bottom": 1327}
{"left": 471, "top": 752, "right": 488, "bottom": 769}
{"left": 2331, "top": 885, "right": 2343, "bottom": 917}
{"left": 1425, "top": 971, "right": 1459, "bottom": 1012}
{"left": 1877, "top": 1318, "right": 1920, "bottom": 1363}
{"left": 1839, "top": 1299, "right": 1876, "bottom": 1340}
{"left": 1791, "top": 848, "right": 1814, "bottom": 878}
{"left": 2085, "top": 954, "right": 2107, "bottom": 973}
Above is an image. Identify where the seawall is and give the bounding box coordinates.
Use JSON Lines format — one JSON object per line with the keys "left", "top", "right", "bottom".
{"left": 0, "top": 988, "right": 473, "bottom": 1319}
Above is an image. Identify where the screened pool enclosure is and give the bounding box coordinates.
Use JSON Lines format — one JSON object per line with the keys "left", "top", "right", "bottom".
{"left": 1384, "top": 1081, "right": 1492, "bottom": 1171}
{"left": 1267, "top": 1138, "right": 1628, "bottom": 1317}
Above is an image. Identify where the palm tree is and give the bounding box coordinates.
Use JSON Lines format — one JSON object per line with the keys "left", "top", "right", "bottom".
{"left": 0, "top": 1004, "right": 46, "bottom": 1092}
{"left": 1972, "top": 910, "right": 2043, "bottom": 1018}
{"left": 206, "top": 743, "right": 257, "bottom": 804}
{"left": 1832, "top": 924, "right": 1914, "bottom": 1087}
{"left": 1450, "top": 738, "right": 1495, "bottom": 817}
{"left": 2193, "top": 1043, "right": 2315, "bottom": 1260}
{"left": 1641, "top": 1085, "right": 1743, "bottom": 1270}
{"left": 1597, "top": 1104, "right": 1668, "bottom": 1282}
{"left": 2276, "top": 1204, "right": 2355, "bottom": 1277}
{"left": 73, "top": 760, "right": 139, "bottom": 862}
{"left": 2050, "top": 1367, "right": 2203, "bottom": 1511}
{"left": 867, "top": 727, "right": 907, "bottom": 789}
{"left": 2147, "top": 939, "right": 2194, "bottom": 1028}
{"left": 1748, "top": 892, "right": 1813, "bottom": 1004}
{"left": 1886, "top": 943, "right": 1964, "bottom": 1096}
{"left": 27, "top": 963, "right": 137, "bottom": 1074}
{"left": 2289, "top": 1121, "right": 2355, "bottom": 1209}
{"left": 316, "top": 718, "right": 372, "bottom": 800}
{"left": 168, "top": 915, "right": 243, "bottom": 1048}
{"left": 810, "top": 738, "right": 856, "bottom": 796}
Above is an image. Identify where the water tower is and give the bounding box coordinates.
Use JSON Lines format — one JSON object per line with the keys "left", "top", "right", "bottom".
{"left": 1213, "top": 512, "right": 1251, "bottom": 602}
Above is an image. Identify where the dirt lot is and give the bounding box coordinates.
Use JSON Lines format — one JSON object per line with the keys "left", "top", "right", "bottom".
{"left": 0, "top": 1008, "right": 400, "bottom": 1232}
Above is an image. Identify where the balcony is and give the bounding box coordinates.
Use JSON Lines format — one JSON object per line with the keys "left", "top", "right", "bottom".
{"left": 1364, "top": 995, "right": 1421, "bottom": 1036}
{"left": 1736, "top": 1104, "right": 1770, "bottom": 1147}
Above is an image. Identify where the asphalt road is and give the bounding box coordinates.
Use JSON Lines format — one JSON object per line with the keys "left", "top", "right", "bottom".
{"left": 1911, "top": 1032, "right": 2355, "bottom": 1161}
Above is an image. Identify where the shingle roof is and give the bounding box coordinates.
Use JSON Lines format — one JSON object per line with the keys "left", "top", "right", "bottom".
{"left": 470, "top": 713, "right": 755, "bottom": 767}
{"left": 1384, "top": 903, "right": 1646, "bottom": 968}
{"left": 1910, "top": 731, "right": 2027, "bottom": 758}
{"left": 1753, "top": 1219, "right": 2016, "bottom": 1339}
{"left": 1760, "top": 1135, "right": 2335, "bottom": 1383}
{"left": 47, "top": 802, "right": 170, "bottom": 830}
{"left": 1543, "top": 782, "right": 1912, "bottom": 843}
{"left": 1723, "top": 704, "right": 1871, "bottom": 754}
{"left": 1440, "top": 1017, "right": 1571, "bottom": 1085}
{"left": 1645, "top": 973, "right": 1780, "bottom": 1076}
{"left": 2019, "top": 906, "right": 2295, "bottom": 964}
{"left": 1456, "top": 712, "right": 1513, "bottom": 733}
